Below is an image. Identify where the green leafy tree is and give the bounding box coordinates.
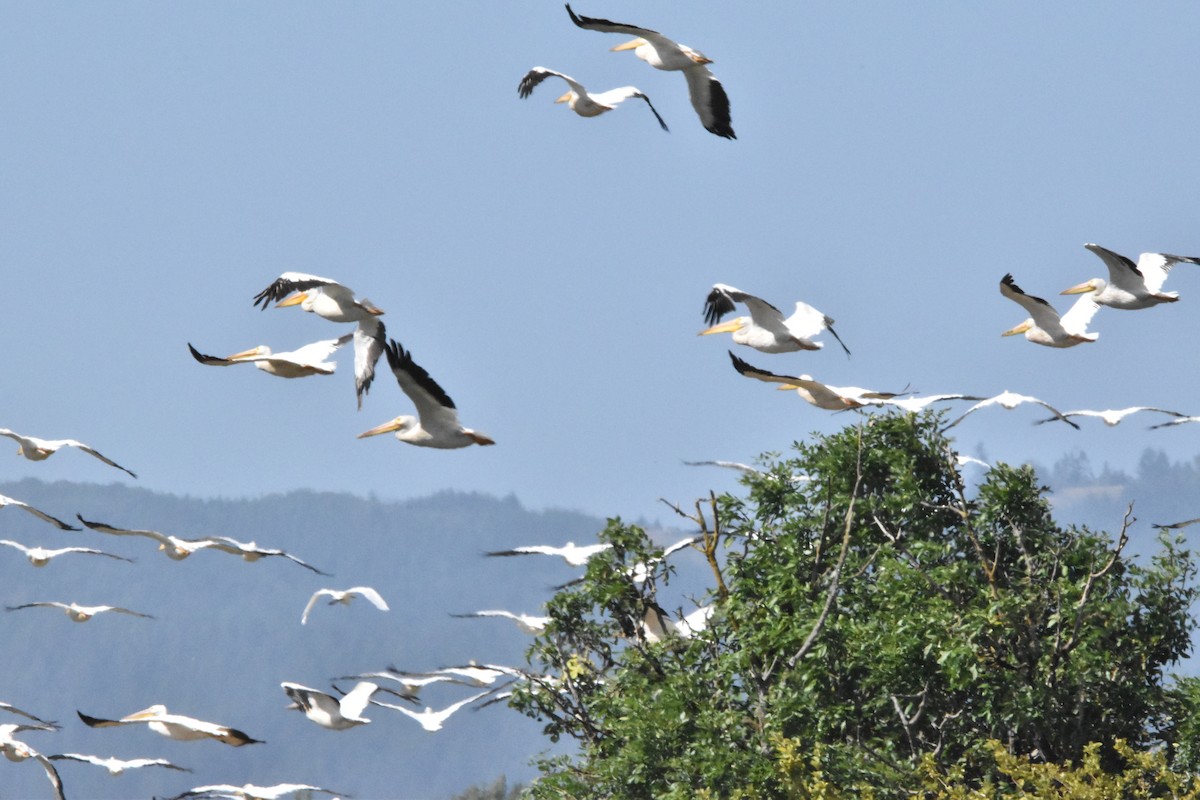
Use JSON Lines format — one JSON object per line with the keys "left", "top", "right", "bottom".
{"left": 512, "top": 412, "right": 1200, "bottom": 798}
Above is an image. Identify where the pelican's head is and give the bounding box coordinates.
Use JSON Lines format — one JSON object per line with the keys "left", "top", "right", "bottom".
{"left": 125, "top": 705, "right": 167, "bottom": 721}
{"left": 227, "top": 345, "right": 270, "bottom": 360}
{"left": 555, "top": 90, "right": 577, "bottom": 107}
{"left": 1001, "top": 320, "right": 1033, "bottom": 337}
{"left": 357, "top": 416, "right": 415, "bottom": 439}
{"left": 698, "top": 317, "right": 748, "bottom": 336}
{"left": 1061, "top": 278, "right": 1103, "bottom": 296}
{"left": 611, "top": 37, "right": 648, "bottom": 52}
{"left": 276, "top": 291, "right": 310, "bottom": 309}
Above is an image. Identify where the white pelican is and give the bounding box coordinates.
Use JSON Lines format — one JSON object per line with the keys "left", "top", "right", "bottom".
{"left": 1034, "top": 406, "right": 1187, "bottom": 427}
{"left": 187, "top": 334, "right": 351, "bottom": 378}
{"left": 203, "top": 535, "right": 329, "bottom": 574}
{"left": 566, "top": 4, "right": 734, "bottom": 139}
{"left": 0, "top": 428, "right": 136, "bottom": 478}
{"left": 643, "top": 603, "right": 713, "bottom": 643}
{"left": 332, "top": 669, "right": 456, "bottom": 701}
{"left": 165, "top": 784, "right": 345, "bottom": 800}
{"left": 47, "top": 752, "right": 190, "bottom": 775}
{"left": 252, "top": 272, "right": 386, "bottom": 408}
{"left": 0, "top": 702, "right": 56, "bottom": 729}
{"left": 701, "top": 284, "right": 850, "bottom": 356}
{"left": 6, "top": 601, "right": 153, "bottom": 622}
{"left": 729, "top": 352, "right": 903, "bottom": 410}
{"left": 1000, "top": 273, "right": 1100, "bottom": 347}
{"left": 0, "top": 539, "right": 133, "bottom": 568}
{"left": 864, "top": 393, "right": 986, "bottom": 413}
{"left": 941, "top": 391, "right": 1080, "bottom": 431}
{"left": 450, "top": 609, "right": 551, "bottom": 634}
{"left": 956, "top": 454, "right": 992, "bottom": 470}
{"left": 519, "top": 67, "right": 668, "bottom": 131}
{"left": 77, "top": 706, "right": 263, "bottom": 746}
{"left": 282, "top": 681, "right": 378, "bottom": 730}
{"left": 0, "top": 724, "right": 64, "bottom": 800}
{"left": 0, "top": 493, "right": 79, "bottom": 531}
{"left": 1061, "top": 243, "right": 1200, "bottom": 309}
{"left": 486, "top": 541, "right": 612, "bottom": 566}
{"left": 357, "top": 339, "right": 495, "bottom": 449}
{"left": 75, "top": 515, "right": 223, "bottom": 561}
{"left": 301, "top": 586, "right": 389, "bottom": 625}
{"left": 372, "top": 689, "right": 493, "bottom": 732}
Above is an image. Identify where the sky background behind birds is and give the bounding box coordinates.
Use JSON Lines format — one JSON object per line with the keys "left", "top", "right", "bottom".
{"left": 4, "top": 1, "right": 1200, "bottom": 524}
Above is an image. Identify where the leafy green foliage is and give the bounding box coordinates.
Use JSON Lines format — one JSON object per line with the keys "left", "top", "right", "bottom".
{"left": 512, "top": 413, "right": 1200, "bottom": 797}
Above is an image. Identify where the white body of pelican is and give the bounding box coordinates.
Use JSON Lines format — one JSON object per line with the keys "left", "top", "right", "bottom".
{"left": 864, "top": 393, "right": 986, "bottom": 413}
{"left": 643, "top": 603, "right": 713, "bottom": 643}
{"left": 1035, "top": 406, "right": 1186, "bottom": 427}
{"left": 0, "top": 539, "right": 132, "bottom": 568}
{"left": 1062, "top": 243, "right": 1200, "bottom": 309}
{"left": 75, "top": 515, "right": 222, "bottom": 561}
{"left": 729, "top": 352, "right": 901, "bottom": 410}
{"left": 282, "top": 681, "right": 378, "bottom": 730}
{"left": 519, "top": 67, "right": 668, "bottom": 130}
{"left": 486, "top": 541, "right": 612, "bottom": 567}
{"left": 333, "top": 669, "right": 456, "bottom": 701}
{"left": 301, "top": 586, "right": 389, "bottom": 625}
{"left": 204, "top": 535, "right": 328, "bottom": 574}
{"left": 0, "top": 494, "right": 79, "bottom": 531}
{"left": 77, "top": 705, "right": 262, "bottom": 746}
{"left": 373, "top": 689, "right": 493, "bottom": 732}
{"left": 188, "top": 334, "right": 351, "bottom": 378}
{"left": 1000, "top": 273, "right": 1100, "bottom": 347}
{"left": 942, "top": 391, "right": 1079, "bottom": 431}
{"left": 0, "top": 428, "right": 136, "bottom": 477}
{"left": 0, "top": 724, "right": 64, "bottom": 800}
{"left": 358, "top": 339, "right": 494, "bottom": 449}
{"left": 165, "top": 783, "right": 344, "bottom": 800}
{"left": 47, "top": 752, "right": 190, "bottom": 775}
{"left": 451, "top": 609, "right": 551, "bottom": 634}
{"left": 252, "top": 272, "right": 386, "bottom": 408}
{"left": 6, "top": 601, "right": 153, "bottom": 622}
{"left": 701, "top": 284, "right": 850, "bottom": 355}
{"left": 567, "top": 4, "right": 734, "bottom": 139}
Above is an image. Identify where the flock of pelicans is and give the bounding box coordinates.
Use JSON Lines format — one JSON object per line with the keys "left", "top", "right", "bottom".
{"left": 5, "top": 6, "right": 1200, "bottom": 799}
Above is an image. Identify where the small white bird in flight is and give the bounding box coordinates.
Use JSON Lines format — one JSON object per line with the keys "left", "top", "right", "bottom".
{"left": 701, "top": 284, "right": 850, "bottom": 356}
{"left": 486, "top": 541, "right": 612, "bottom": 567}
{"left": 0, "top": 428, "right": 136, "bottom": 478}
{"left": 450, "top": 609, "right": 552, "bottom": 634}
{"left": 6, "top": 601, "right": 153, "bottom": 622}
{"left": 566, "top": 4, "right": 735, "bottom": 139}
{"left": 372, "top": 689, "right": 494, "bottom": 732}
{"left": 187, "top": 334, "right": 351, "bottom": 379}
{"left": 203, "top": 535, "right": 329, "bottom": 574}
{"left": 301, "top": 586, "right": 389, "bottom": 625}
{"left": 77, "top": 705, "right": 262, "bottom": 746}
{"left": 863, "top": 393, "right": 986, "bottom": 413}
{"left": 1, "top": 723, "right": 64, "bottom": 800}
{"left": 0, "top": 539, "right": 133, "bottom": 568}
{"left": 941, "top": 391, "right": 1079, "bottom": 431}
{"left": 252, "top": 272, "right": 386, "bottom": 408}
{"left": 0, "top": 493, "right": 79, "bottom": 531}
{"left": 47, "top": 752, "right": 190, "bottom": 775}
{"left": 1062, "top": 243, "right": 1200, "bottom": 309}
{"left": 519, "top": 67, "right": 668, "bottom": 131}
{"left": 1034, "top": 406, "right": 1186, "bottom": 427}
{"left": 282, "top": 681, "right": 378, "bottom": 730}
{"left": 75, "top": 515, "right": 226, "bottom": 561}
{"left": 332, "top": 669, "right": 456, "bottom": 701}
{"left": 1000, "top": 273, "right": 1100, "bottom": 347}
{"left": 729, "top": 352, "right": 903, "bottom": 410}
{"left": 358, "top": 339, "right": 495, "bottom": 449}
{"left": 164, "top": 783, "right": 346, "bottom": 800}
{"left": 642, "top": 603, "right": 714, "bottom": 643}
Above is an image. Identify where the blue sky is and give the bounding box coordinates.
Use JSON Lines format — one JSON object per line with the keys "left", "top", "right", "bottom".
{"left": 4, "top": 1, "right": 1200, "bottom": 524}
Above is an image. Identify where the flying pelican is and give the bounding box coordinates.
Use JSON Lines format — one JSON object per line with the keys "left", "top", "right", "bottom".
{"left": 1000, "top": 273, "right": 1100, "bottom": 347}
{"left": 1061, "top": 243, "right": 1200, "bottom": 309}
{"left": 941, "top": 391, "right": 1080, "bottom": 431}
{"left": 566, "top": 4, "right": 734, "bottom": 139}
{"left": 1153, "top": 518, "right": 1200, "bottom": 530}
{"left": 203, "top": 535, "right": 329, "bottom": 574}
{"left": 47, "top": 752, "right": 190, "bottom": 775}
{"left": 1034, "top": 406, "right": 1187, "bottom": 427}
{"left": 0, "top": 494, "right": 79, "bottom": 531}
{"left": 282, "top": 681, "right": 378, "bottom": 730}
{"left": 372, "top": 689, "right": 493, "bottom": 732}
{"left": 864, "top": 393, "right": 986, "bottom": 413}
{"left": 643, "top": 603, "right": 713, "bottom": 643}
{"left": 301, "top": 586, "right": 389, "bottom": 625}
{"left": 486, "top": 541, "right": 612, "bottom": 567}
{"left": 75, "top": 515, "right": 223, "bottom": 561}
{"left": 518, "top": 67, "right": 668, "bottom": 131}
{"left": 358, "top": 339, "right": 495, "bottom": 449}
{"left": 450, "top": 609, "right": 551, "bottom": 634}
{"left": 701, "top": 284, "right": 850, "bottom": 356}
{"left": 729, "top": 352, "right": 903, "bottom": 410}
{"left": 0, "top": 702, "right": 57, "bottom": 729}
{"left": 0, "top": 539, "right": 133, "bottom": 568}
{"left": 252, "top": 272, "right": 386, "bottom": 408}
{"left": 6, "top": 601, "right": 153, "bottom": 622}
{"left": 77, "top": 706, "right": 262, "bottom": 746}
{"left": 164, "top": 784, "right": 345, "bottom": 800}
{"left": 427, "top": 663, "right": 524, "bottom": 688}
{"left": 0, "top": 724, "right": 64, "bottom": 800}
{"left": 187, "top": 334, "right": 351, "bottom": 378}
{"left": 0, "top": 428, "right": 136, "bottom": 478}
{"left": 331, "top": 669, "right": 456, "bottom": 701}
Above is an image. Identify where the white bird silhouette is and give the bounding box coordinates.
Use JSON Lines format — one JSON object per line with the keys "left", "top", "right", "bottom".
{"left": 518, "top": 67, "right": 668, "bottom": 131}
{"left": 77, "top": 705, "right": 262, "bottom": 746}
{"left": 373, "top": 689, "right": 493, "bottom": 732}
{"left": 301, "top": 586, "right": 389, "bottom": 625}
{"left": 6, "top": 601, "right": 153, "bottom": 622}
{"left": 0, "top": 539, "right": 133, "bottom": 568}
{"left": 0, "top": 428, "right": 136, "bottom": 477}
{"left": 282, "top": 681, "right": 378, "bottom": 730}
{"left": 942, "top": 391, "right": 1079, "bottom": 431}
{"left": 47, "top": 752, "right": 190, "bottom": 775}
{"left": 1061, "top": 243, "right": 1200, "bottom": 309}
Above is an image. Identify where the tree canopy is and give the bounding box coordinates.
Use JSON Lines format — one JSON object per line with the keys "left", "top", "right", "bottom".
{"left": 511, "top": 412, "right": 1200, "bottom": 798}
